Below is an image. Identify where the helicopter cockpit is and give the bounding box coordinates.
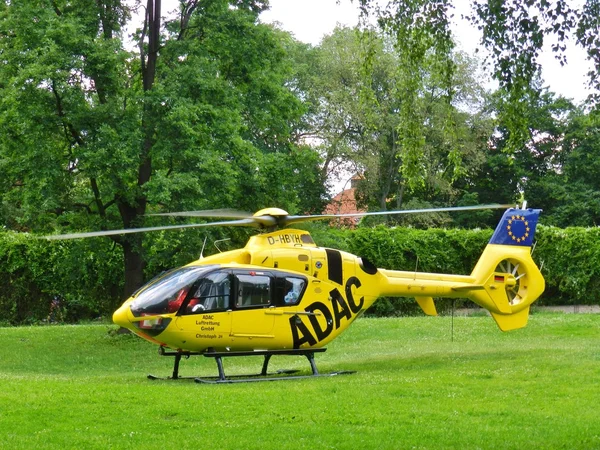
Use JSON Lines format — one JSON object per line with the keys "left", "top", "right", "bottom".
{"left": 129, "top": 265, "right": 232, "bottom": 318}
{"left": 126, "top": 265, "right": 309, "bottom": 338}
{"left": 129, "top": 265, "right": 309, "bottom": 320}
{"left": 185, "top": 270, "right": 231, "bottom": 314}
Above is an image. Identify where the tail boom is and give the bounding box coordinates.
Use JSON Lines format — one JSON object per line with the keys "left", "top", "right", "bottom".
{"left": 374, "top": 207, "right": 545, "bottom": 331}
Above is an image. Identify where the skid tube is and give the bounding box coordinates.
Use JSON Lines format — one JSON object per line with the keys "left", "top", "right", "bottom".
{"left": 147, "top": 347, "right": 355, "bottom": 383}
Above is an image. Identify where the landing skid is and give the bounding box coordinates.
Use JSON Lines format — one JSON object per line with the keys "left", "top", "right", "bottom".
{"left": 147, "top": 369, "right": 300, "bottom": 382}
{"left": 196, "top": 371, "right": 354, "bottom": 384}
{"left": 148, "top": 347, "right": 355, "bottom": 383}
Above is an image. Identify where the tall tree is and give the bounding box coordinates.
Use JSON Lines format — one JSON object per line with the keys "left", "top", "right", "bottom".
{"left": 357, "top": 0, "right": 600, "bottom": 153}
{"left": 300, "top": 27, "right": 492, "bottom": 214}
{"left": 357, "top": 0, "right": 457, "bottom": 192}
{"left": 460, "top": 86, "right": 600, "bottom": 227}
{"left": 0, "top": 0, "right": 321, "bottom": 298}
{"left": 525, "top": 107, "right": 600, "bottom": 226}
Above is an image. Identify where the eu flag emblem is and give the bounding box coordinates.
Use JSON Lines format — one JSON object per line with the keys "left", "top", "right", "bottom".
{"left": 489, "top": 208, "right": 541, "bottom": 246}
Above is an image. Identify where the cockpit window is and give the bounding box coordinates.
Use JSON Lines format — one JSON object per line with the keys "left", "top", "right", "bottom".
{"left": 181, "top": 271, "right": 231, "bottom": 315}
{"left": 130, "top": 266, "right": 215, "bottom": 317}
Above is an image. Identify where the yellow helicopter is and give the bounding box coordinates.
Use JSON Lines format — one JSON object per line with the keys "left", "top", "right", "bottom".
{"left": 47, "top": 204, "right": 545, "bottom": 383}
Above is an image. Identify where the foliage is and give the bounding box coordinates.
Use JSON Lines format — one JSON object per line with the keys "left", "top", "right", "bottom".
{"left": 535, "top": 225, "right": 600, "bottom": 305}
{"left": 2, "top": 220, "right": 600, "bottom": 323}
{"left": 0, "top": 0, "right": 325, "bottom": 297}
{"left": 142, "top": 226, "right": 253, "bottom": 277}
{"left": 352, "top": 2, "right": 600, "bottom": 228}
{"left": 461, "top": 88, "right": 600, "bottom": 228}
{"left": 3, "top": 0, "right": 600, "bottom": 323}
{"left": 0, "top": 228, "right": 251, "bottom": 325}
{"left": 358, "top": 0, "right": 456, "bottom": 190}
{"left": 357, "top": 0, "right": 600, "bottom": 153}
{"left": 0, "top": 232, "right": 122, "bottom": 324}
{"left": 483, "top": 92, "right": 600, "bottom": 227}
{"left": 535, "top": 109, "right": 600, "bottom": 226}
{"left": 300, "top": 25, "right": 494, "bottom": 212}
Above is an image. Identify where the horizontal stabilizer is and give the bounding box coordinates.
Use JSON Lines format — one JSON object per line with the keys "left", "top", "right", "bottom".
{"left": 415, "top": 296, "right": 437, "bottom": 316}
{"left": 451, "top": 284, "right": 485, "bottom": 291}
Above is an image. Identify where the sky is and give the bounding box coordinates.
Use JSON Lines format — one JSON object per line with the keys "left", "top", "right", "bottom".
{"left": 151, "top": 0, "right": 593, "bottom": 103}
{"left": 260, "top": 0, "right": 593, "bottom": 104}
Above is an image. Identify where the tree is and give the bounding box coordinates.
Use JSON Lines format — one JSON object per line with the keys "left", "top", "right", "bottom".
{"left": 308, "top": 27, "right": 407, "bottom": 210}
{"left": 465, "top": 86, "right": 576, "bottom": 205}
{"left": 355, "top": 0, "right": 457, "bottom": 193}
{"left": 0, "top": 0, "right": 323, "bottom": 299}
{"left": 357, "top": 0, "right": 600, "bottom": 153}
{"left": 299, "top": 26, "right": 493, "bottom": 216}
{"left": 458, "top": 84, "right": 600, "bottom": 227}
{"left": 526, "top": 108, "right": 600, "bottom": 226}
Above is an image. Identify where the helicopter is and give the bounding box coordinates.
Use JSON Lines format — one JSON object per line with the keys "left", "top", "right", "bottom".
{"left": 46, "top": 203, "right": 545, "bottom": 383}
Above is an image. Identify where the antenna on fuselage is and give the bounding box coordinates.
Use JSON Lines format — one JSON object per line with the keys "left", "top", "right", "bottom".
{"left": 413, "top": 256, "right": 419, "bottom": 280}
{"left": 199, "top": 236, "right": 208, "bottom": 259}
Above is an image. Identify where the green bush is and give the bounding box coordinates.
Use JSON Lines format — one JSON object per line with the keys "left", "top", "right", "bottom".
{"left": 0, "top": 224, "right": 598, "bottom": 323}
{"left": 308, "top": 224, "right": 600, "bottom": 315}
{"left": 534, "top": 226, "right": 600, "bottom": 305}
{"left": 0, "top": 233, "right": 123, "bottom": 324}
{"left": 0, "top": 229, "right": 251, "bottom": 325}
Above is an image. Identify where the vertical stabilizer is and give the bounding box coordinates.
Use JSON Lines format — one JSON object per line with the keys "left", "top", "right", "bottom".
{"left": 468, "top": 207, "right": 545, "bottom": 330}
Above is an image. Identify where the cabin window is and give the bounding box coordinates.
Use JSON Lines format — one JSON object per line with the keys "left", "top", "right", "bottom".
{"left": 283, "top": 277, "right": 305, "bottom": 305}
{"left": 182, "top": 271, "right": 231, "bottom": 315}
{"left": 235, "top": 273, "right": 271, "bottom": 308}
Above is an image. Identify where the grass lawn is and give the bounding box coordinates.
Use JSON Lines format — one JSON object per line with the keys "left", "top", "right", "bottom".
{"left": 0, "top": 313, "right": 599, "bottom": 449}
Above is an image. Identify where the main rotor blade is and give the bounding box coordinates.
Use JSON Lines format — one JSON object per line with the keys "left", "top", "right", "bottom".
{"left": 282, "top": 204, "right": 513, "bottom": 226}
{"left": 147, "top": 208, "right": 252, "bottom": 219}
{"left": 40, "top": 203, "right": 513, "bottom": 240}
{"left": 41, "top": 218, "right": 259, "bottom": 240}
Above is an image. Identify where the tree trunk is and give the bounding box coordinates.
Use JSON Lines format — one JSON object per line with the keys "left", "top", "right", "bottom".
{"left": 122, "top": 237, "right": 146, "bottom": 298}
{"left": 118, "top": 0, "right": 161, "bottom": 298}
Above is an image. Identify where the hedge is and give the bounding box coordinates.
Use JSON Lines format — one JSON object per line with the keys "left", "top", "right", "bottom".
{"left": 0, "top": 233, "right": 122, "bottom": 325}
{"left": 0, "top": 225, "right": 598, "bottom": 324}
{"left": 312, "top": 224, "right": 600, "bottom": 314}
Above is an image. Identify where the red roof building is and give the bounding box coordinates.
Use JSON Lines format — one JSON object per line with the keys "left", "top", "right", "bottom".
{"left": 323, "top": 178, "right": 366, "bottom": 227}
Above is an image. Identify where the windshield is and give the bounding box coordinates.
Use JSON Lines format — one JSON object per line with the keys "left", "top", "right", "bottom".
{"left": 130, "top": 266, "right": 216, "bottom": 317}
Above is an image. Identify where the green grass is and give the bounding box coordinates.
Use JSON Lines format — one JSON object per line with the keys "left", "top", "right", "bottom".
{"left": 1, "top": 313, "right": 599, "bottom": 449}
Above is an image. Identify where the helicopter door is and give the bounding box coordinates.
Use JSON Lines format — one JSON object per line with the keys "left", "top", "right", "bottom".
{"left": 173, "top": 270, "right": 232, "bottom": 341}
{"left": 230, "top": 271, "right": 276, "bottom": 337}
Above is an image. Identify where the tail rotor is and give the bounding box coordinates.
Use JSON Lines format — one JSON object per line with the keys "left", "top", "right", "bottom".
{"left": 495, "top": 258, "right": 527, "bottom": 307}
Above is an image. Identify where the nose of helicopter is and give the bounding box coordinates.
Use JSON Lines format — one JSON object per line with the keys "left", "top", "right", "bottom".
{"left": 112, "top": 303, "right": 131, "bottom": 328}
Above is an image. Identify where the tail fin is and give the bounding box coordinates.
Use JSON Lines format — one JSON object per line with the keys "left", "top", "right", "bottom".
{"left": 468, "top": 207, "right": 545, "bottom": 331}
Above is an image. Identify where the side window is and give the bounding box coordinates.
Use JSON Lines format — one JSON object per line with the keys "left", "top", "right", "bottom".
{"left": 182, "top": 271, "right": 231, "bottom": 315}
{"left": 235, "top": 274, "right": 271, "bottom": 308}
{"left": 283, "top": 277, "right": 306, "bottom": 305}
